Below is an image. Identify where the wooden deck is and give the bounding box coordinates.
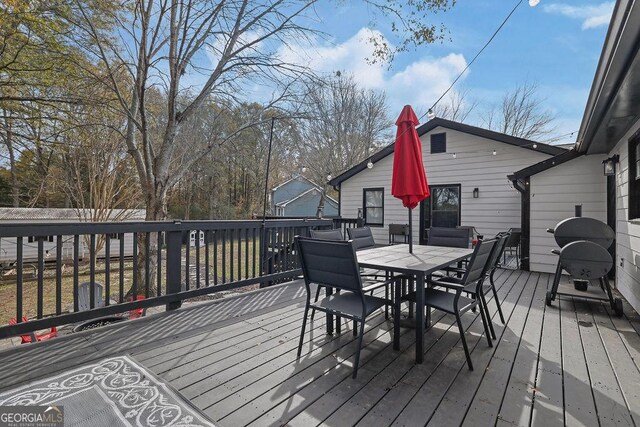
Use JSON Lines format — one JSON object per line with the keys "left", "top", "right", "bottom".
{"left": 1, "top": 268, "right": 640, "bottom": 426}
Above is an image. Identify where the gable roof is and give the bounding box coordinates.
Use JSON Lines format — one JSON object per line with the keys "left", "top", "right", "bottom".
{"left": 276, "top": 188, "right": 338, "bottom": 207}
{"left": 271, "top": 175, "right": 319, "bottom": 192}
{"left": 328, "top": 117, "right": 567, "bottom": 187}
{"left": 508, "top": 148, "right": 583, "bottom": 181}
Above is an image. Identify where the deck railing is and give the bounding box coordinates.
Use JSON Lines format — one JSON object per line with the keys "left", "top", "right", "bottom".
{"left": 0, "top": 219, "right": 333, "bottom": 339}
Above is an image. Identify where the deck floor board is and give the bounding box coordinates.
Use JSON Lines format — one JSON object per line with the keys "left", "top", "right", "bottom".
{"left": 1, "top": 270, "right": 640, "bottom": 426}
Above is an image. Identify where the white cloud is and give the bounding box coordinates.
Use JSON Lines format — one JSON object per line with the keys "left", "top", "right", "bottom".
{"left": 278, "top": 28, "right": 468, "bottom": 115}
{"left": 543, "top": 2, "right": 614, "bottom": 29}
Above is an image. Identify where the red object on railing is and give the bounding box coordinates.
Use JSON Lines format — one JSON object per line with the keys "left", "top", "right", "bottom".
{"left": 9, "top": 317, "right": 57, "bottom": 344}
{"left": 472, "top": 239, "right": 478, "bottom": 247}
{"left": 127, "top": 296, "right": 146, "bottom": 320}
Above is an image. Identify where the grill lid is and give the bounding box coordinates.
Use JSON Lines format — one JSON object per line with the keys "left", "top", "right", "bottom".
{"left": 551, "top": 217, "right": 614, "bottom": 249}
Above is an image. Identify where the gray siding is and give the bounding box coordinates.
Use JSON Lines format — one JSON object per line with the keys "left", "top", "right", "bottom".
{"left": 271, "top": 178, "right": 315, "bottom": 212}
{"left": 609, "top": 118, "right": 640, "bottom": 312}
{"left": 529, "top": 154, "right": 607, "bottom": 273}
{"left": 282, "top": 190, "right": 339, "bottom": 217}
{"left": 339, "top": 126, "right": 552, "bottom": 244}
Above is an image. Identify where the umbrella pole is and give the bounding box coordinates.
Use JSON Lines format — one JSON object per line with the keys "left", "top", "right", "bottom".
{"left": 408, "top": 208, "right": 413, "bottom": 253}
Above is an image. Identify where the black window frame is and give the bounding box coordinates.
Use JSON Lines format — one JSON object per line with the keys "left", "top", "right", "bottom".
{"left": 419, "top": 184, "right": 462, "bottom": 243}
{"left": 430, "top": 132, "right": 447, "bottom": 154}
{"left": 629, "top": 135, "right": 640, "bottom": 220}
{"left": 362, "top": 187, "right": 384, "bottom": 227}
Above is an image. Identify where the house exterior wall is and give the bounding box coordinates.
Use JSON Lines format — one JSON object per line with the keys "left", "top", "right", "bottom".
{"left": 270, "top": 178, "right": 315, "bottom": 212}
{"left": 282, "top": 191, "right": 339, "bottom": 217}
{"left": 339, "top": 126, "right": 552, "bottom": 244}
{"left": 609, "top": 118, "right": 640, "bottom": 312}
{"left": 529, "top": 155, "right": 608, "bottom": 273}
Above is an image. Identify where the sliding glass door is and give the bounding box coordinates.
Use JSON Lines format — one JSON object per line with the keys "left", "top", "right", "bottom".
{"left": 419, "top": 184, "right": 461, "bottom": 244}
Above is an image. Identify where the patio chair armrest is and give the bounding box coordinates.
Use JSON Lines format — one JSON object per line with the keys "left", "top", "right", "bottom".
{"left": 428, "top": 279, "right": 464, "bottom": 291}
{"left": 441, "top": 266, "right": 466, "bottom": 274}
{"left": 362, "top": 275, "right": 408, "bottom": 293}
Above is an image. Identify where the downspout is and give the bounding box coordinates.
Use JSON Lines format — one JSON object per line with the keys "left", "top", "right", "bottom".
{"left": 509, "top": 176, "right": 530, "bottom": 271}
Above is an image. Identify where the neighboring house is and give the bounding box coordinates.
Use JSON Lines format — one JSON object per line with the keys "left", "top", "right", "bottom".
{"left": 270, "top": 175, "right": 338, "bottom": 217}
{"left": 328, "top": 117, "right": 565, "bottom": 245}
{"left": 0, "top": 208, "right": 146, "bottom": 263}
{"left": 510, "top": 0, "right": 640, "bottom": 312}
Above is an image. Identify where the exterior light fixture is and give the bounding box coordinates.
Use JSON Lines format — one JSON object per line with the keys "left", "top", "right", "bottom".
{"left": 452, "top": 153, "right": 457, "bottom": 159}
{"left": 327, "top": 174, "right": 332, "bottom": 181}
{"left": 473, "top": 187, "right": 479, "bottom": 198}
{"left": 603, "top": 154, "right": 620, "bottom": 176}
{"left": 533, "top": 143, "right": 538, "bottom": 149}
{"left": 301, "top": 166, "right": 307, "bottom": 173}
{"left": 492, "top": 150, "right": 497, "bottom": 156}
{"left": 367, "top": 160, "right": 374, "bottom": 169}
{"left": 427, "top": 109, "right": 435, "bottom": 119}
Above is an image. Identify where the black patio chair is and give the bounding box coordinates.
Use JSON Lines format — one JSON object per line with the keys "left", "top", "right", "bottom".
{"left": 347, "top": 226, "right": 392, "bottom": 308}
{"left": 296, "top": 236, "right": 400, "bottom": 378}
{"left": 400, "top": 238, "right": 498, "bottom": 370}
{"left": 427, "top": 227, "right": 470, "bottom": 248}
{"left": 427, "top": 227, "right": 472, "bottom": 278}
{"left": 437, "top": 232, "right": 509, "bottom": 339}
{"left": 347, "top": 227, "right": 376, "bottom": 250}
{"left": 485, "top": 232, "right": 510, "bottom": 325}
{"left": 308, "top": 228, "right": 344, "bottom": 320}
{"left": 503, "top": 228, "right": 521, "bottom": 268}
{"left": 309, "top": 228, "right": 344, "bottom": 241}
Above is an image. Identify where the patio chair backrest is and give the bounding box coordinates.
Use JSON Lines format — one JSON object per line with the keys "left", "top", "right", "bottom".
{"left": 489, "top": 232, "right": 510, "bottom": 269}
{"left": 427, "top": 227, "right": 469, "bottom": 248}
{"left": 296, "top": 237, "right": 363, "bottom": 294}
{"left": 309, "top": 228, "right": 344, "bottom": 241}
{"left": 78, "top": 282, "right": 105, "bottom": 312}
{"left": 463, "top": 238, "right": 498, "bottom": 285}
{"left": 560, "top": 240, "right": 612, "bottom": 280}
{"left": 504, "top": 229, "right": 521, "bottom": 249}
{"left": 347, "top": 227, "right": 376, "bottom": 250}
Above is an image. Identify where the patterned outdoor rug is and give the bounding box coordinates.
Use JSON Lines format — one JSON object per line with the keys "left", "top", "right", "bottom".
{"left": 0, "top": 355, "right": 214, "bottom": 426}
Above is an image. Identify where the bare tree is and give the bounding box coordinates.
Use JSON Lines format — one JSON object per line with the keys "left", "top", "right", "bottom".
{"left": 483, "top": 81, "right": 556, "bottom": 140}
{"left": 432, "top": 88, "right": 478, "bottom": 123}
{"left": 59, "top": 111, "right": 141, "bottom": 253}
{"left": 295, "top": 73, "right": 391, "bottom": 216}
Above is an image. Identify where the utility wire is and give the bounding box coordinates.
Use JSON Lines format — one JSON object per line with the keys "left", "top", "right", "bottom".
{"left": 424, "top": 0, "right": 525, "bottom": 118}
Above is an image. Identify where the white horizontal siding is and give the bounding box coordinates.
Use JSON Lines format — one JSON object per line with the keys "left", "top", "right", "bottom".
{"left": 339, "top": 126, "right": 551, "bottom": 244}
{"left": 529, "top": 154, "right": 607, "bottom": 273}
{"left": 609, "top": 118, "right": 640, "bottom": 312}
{"left": 0, "top": 235, "right": 137, "bottom": 264}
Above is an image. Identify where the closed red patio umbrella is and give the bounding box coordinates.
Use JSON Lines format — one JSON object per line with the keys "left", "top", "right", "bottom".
{"left": 392, "top": 105, "right": 430, "bottom": 253}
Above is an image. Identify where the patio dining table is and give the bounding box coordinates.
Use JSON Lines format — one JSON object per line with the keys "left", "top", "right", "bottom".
{"left": 356, "top": 244, "right": 473, "bottom": 363}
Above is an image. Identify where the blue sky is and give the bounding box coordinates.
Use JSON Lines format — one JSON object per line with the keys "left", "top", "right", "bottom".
{"left": 298, "top": 0, "right": 614, "bottom": 144}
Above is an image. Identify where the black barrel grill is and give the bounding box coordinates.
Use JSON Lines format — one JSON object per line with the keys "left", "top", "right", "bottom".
{"left": 546, "top": 217, "right": 622, "bottom": 316}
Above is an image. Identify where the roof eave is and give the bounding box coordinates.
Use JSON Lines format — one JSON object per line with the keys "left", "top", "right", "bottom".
{"left": 328, "top": 118, "right": 566, "bottom": 186}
